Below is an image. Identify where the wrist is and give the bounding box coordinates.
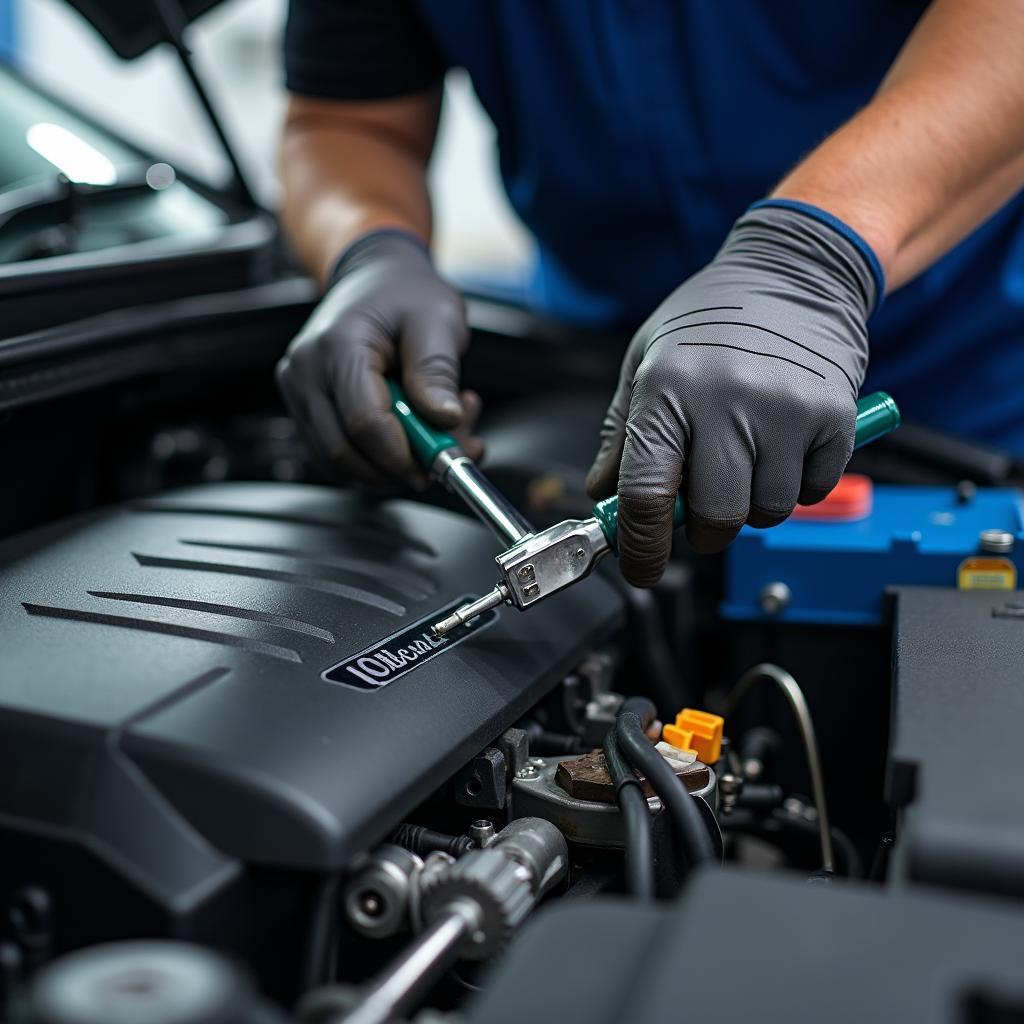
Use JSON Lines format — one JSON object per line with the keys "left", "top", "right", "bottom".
{"left": 327, "top": 227, "right": 431, "bottom": 289}
{"left": 748, "top": 197, "right": 887, "bottom": 314}
{"left": 767, "top": 183, "right": 898, "bottom": 289}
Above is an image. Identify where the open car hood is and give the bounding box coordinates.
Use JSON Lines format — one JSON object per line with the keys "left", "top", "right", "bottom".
{"left": 0, "top": 0, "right": 285, "bottom": 351}
{"left": 60, "top": 0, "right": 230, "bottom": 59}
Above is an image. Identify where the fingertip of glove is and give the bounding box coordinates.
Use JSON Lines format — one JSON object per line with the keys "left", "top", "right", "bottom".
{"left": 422, "top": 391, "right": 465, "bottom": 429}
{"left": 685, "top": 520, "right": 743, "bottom": 554}
{"left": 619, "top": 557, "right": 666, "bottom": 589}
{"left": 585, "top": 448, "right": 620, "bottom": 500}
{"left": 461, "top": 436, "right": 486, "bottom": 463}
{"left": 459, "top": 388, "right": 483, "bottom": 424}
{"left": 401, "top": 378, "right": 465, "bottom": 429}
{"left": 616, "top": 492, "right": 677, "bottom": 585}
{"left": 797, "top": 485, "right": 833, "bottom": 507}
{"left": 746, "top": 506, "right": 791, "bottom": 530}
{"left": 585, "top": 465, "right": 611, "bottom": 501}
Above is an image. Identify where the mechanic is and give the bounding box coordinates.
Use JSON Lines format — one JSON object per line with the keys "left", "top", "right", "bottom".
{"left": 276, "top": 0, "right": 1024, "bottom": 586}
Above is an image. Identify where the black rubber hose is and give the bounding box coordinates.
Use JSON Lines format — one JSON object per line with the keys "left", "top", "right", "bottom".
{"left": 389, "top": 824, "right": 474, "bottom": 859}
{"left": 740, "top": 727, "right": 783, "bottom": 767}
{"left": 735, "top": 783, "right": 785, "bottom": 811}
{"left": 616, "top": 698, "right": 716, "bottom": 870}
{"left": 522, "top": 720, "right": 590, "bottom": 756}
{"left": 603, "top": 721, "right": 655, "bottom": 899}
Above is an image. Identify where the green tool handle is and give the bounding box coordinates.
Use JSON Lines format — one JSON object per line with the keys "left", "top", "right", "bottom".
{"left": 387, "top": 380, "right": 460, "bottom": 469}
{"left": 593, "top": 390, "right": 900, "bottom": 553}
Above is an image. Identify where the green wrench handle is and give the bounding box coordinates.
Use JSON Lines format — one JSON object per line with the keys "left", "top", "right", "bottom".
{"left": 593, "top": 391, "right": 900, "bottom": 553}
{"left": 387, "top": 380, "right": 460, "bottom": 470}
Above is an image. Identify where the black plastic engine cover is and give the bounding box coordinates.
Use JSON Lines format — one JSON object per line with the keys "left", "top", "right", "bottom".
{"left": 469, "top": 868, "right": 1024, "bottom": 1023}
{"left": 888, "top": 585, "right": 1024, "bottom": 899}
{"left": 0, "top": 483, "right": 622, "bottom": 893}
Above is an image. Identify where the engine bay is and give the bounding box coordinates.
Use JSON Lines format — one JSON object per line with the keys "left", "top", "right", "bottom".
{"left": 3, "top": 343, "right": 1024, "bottom": 1023}
{"left": 3, "top": 11, "right": 1024, "bottom": 1017}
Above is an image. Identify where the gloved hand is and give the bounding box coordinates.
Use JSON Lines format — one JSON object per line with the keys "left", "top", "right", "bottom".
{"left": 586, "top": 202, "right": 881, "bottom": 584}
{"left": 276, "top": 230, "right": 481, "bottom": 487}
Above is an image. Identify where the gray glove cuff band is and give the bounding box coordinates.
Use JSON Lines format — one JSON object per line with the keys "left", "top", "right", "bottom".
{"left": 327, "top": 228, "right": 431, "bottom": 290}
{"left": 734, "top": 202, "right": 881, "bottom": 319}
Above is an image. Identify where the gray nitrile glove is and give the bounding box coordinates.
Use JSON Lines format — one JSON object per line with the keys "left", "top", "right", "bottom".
{"left": 276, "top": 230, "right": 479, "bottom": 486}
{"left": 586, "top": 201, "right": 882, "bottom": 584}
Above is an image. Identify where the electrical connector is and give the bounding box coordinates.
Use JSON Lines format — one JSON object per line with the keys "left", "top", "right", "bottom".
{"left": 663, "top": 708, "right": 724, "bottom": 764}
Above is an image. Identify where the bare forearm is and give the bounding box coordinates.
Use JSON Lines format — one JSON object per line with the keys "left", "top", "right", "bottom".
{"left": 280, "top": 90, "right": 441, "bottom": 285}
{"left": 773, "top": 0, "right": 1024, "bottom": 291}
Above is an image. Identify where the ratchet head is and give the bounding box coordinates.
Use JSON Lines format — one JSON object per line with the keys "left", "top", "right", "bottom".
{"left": 494, "top": 516, "right": 610, "bottom": 609}
{"left": 431, "top": 516, "right": 612, "bottom": 636}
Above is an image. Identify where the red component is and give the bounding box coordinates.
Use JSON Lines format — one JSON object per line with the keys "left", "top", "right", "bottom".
{"left": 791, "top": 473, "right": 873, "bottom": 522}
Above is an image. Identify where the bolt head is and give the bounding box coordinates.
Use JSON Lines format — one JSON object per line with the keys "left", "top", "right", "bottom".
{"left": 979, "top": 528, "right": 1015, "bottom": 554}
{"left": 956, "top": 480, "right": 977, "bottom": 505}
{"left": 515, "top": 765, "right": 539, "bottom": 780}
{"left": 719, "top": 772, "right": 742, "bottom": 795}
{"left": 359, "top": 892, "right": 383, "bottom": 917}
{"left": 759, "top": 581, "right": 791, "bottom": 616}
{"left": 469, "top": 819, "right": 497, "bottom": 847}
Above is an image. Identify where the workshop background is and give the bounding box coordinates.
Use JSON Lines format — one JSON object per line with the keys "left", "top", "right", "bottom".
{"left": 0, "top": 0, "right": 533, "bottom": 284}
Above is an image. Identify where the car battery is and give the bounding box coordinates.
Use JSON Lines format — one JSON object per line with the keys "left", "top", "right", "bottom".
{"left": 721, "top": 479, "right": 1024, "bottom": 626}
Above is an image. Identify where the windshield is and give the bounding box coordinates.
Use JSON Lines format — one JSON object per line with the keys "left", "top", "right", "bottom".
{"left": 0, "top": 64, "right": 139, "bottom": 191}
{"left": 0, "top": 63, "right": 227, "bottom": 262}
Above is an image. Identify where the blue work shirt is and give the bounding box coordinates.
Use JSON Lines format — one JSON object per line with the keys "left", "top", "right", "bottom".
{"left": 413, "top": 0, "right": 1024, "bottom": 452}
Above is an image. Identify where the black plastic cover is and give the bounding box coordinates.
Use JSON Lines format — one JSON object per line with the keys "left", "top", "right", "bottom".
{"left": 60, "top": 0, "right": 226, "bottom": 59}
{"left": 470, "top": 868, "right": 1024, "bottom": 1023}
{"left": 0, "top": 483, "right": 622, "bottom": 896}
{"left": 888, "top": 585, "right": 1024, "bottom": 898}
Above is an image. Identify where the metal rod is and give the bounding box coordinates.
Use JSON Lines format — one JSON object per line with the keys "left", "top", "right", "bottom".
{"left": 433, "top": 452, "right": 534, "bottom": 546}
{"left": 432, "top": 584, "right": 509, "bottom": 637}
{"left": 722, "top": 663, "right": 835, "bottom": 874}
{"left": 149, "top": 0, "right": 258, "bottom": 208}
{"left": 335, "top": 911, "right": 472, "bottom": 1024}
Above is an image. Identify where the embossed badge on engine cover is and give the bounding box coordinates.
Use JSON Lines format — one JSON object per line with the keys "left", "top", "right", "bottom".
{"left": 322, "top": 597, "right": 498, "bottom": 690}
